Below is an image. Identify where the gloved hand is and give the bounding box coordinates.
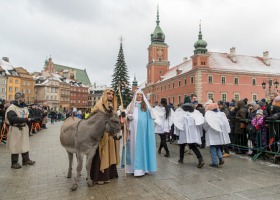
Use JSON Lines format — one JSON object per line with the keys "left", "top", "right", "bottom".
{"left": 127, "top": 114, "right": 133, "bottom": 121}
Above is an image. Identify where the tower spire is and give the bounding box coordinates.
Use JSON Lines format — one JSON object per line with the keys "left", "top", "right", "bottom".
{"left": 198, "top": 20, "right": 202, "bottom": 40}
{"left": 193, "top": 20, "right": 208, "bottom": 55}
{"left": 156, "top": 4, "right": 160, "bottom": 25}
{"left": 151, "top": 5, "right": 165, "bottom": 43}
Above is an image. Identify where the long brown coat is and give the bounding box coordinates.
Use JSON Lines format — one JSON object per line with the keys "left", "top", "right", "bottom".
{"left": 92, "top": 89, "right": 120, "bottom": 172}
{"left": 235, "top": 101, "right": 248, "bottom": 135}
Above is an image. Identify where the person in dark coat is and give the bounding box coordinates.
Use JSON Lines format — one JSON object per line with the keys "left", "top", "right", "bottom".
{"left": 266, "top": 96, "right": 280, "bottom": 152}
{"left": 194, "top": 101, "right": 206, "bottom": 148}
{"left": 247, "top": 101, "right": 260, "bottom": 120}
{"left": 234, "top": 100, "right": 248, "bottom": 154}
{"left": 28, "top": 104, "right": 38, "bottom": 135}
{"left": 0, "top": 99, "right": 6, "bottom": 133}
{"left": 267, "top": 93, "right": 278, "bottom": 116}
{"left": 50, "top": 109, "right": 56, "bottom": 124}
{"left": 218, "top": 101, "right": 230, "bottom": 157}
{"left": 228, "top": 102, "right": 237, "bottom": 148}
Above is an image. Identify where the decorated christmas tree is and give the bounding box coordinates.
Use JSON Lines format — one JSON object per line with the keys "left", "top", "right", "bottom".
{"left": 111, "top": 39, "right": 132, "bottom": 108}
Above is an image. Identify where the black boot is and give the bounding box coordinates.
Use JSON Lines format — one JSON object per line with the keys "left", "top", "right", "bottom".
{"left": 178, "top": 159, "right": 183, "bottom": 164}
{"left": 158, "top": 148, "right": 162, "bottom": 154}
{"left": 164, "top": 152, "right": 170, "bottom": 157}
{"left": 22, "top": 152, "right": 36, "bottom": 165}
{"left": 197, "top": 158, "right": 205, "bottom": 168}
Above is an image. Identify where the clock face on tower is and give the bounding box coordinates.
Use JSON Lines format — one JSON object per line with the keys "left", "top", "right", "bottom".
{"left": 157, "top": 49, "right": 163, "bottom": 56}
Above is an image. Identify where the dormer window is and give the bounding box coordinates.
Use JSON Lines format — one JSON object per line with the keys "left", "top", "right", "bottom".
{"left": 11, "top": 71, "right": 17, "bottom": 76}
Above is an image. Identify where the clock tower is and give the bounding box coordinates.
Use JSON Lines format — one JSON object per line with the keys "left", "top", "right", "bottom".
{"left": 146, "top": 5, "right": 169, "bottom": 85}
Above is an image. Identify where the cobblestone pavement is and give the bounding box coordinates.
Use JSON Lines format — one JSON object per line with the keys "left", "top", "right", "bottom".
{"left": 1, "top": 121, "right": 280, "bottom": 200}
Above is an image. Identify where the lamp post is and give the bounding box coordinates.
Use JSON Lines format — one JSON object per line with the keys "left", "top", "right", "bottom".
{"left": 262, "top": 79, "right": 279, "bottom": 97}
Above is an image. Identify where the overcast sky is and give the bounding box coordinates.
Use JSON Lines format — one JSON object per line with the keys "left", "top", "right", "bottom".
{"left": 0, "top": 0, "right": 280, "bottom": 86}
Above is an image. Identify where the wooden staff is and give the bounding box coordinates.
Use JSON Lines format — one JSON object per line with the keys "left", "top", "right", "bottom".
{"left": 118, "top": 82, "right": 127, "bottom": 179}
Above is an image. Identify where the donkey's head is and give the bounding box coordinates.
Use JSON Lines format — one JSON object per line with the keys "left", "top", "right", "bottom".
{"left": 104, "top": 111, "right": 121, "bottom": 136}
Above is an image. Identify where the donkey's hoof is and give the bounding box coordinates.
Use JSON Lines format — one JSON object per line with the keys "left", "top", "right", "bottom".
{"left": 71, "top": 183, "right": 78, "bottom": 191}
{"left": 87, "top": 180, "right": 94, "bottom": 187}
{"left": 67, "top": 172, "right": 72, "bottom": 178}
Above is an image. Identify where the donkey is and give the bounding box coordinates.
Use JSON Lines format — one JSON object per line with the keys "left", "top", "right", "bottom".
{"left": 60, "top": 110, "right": 121, "bottom": 191}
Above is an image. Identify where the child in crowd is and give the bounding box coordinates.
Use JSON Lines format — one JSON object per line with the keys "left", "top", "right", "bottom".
{"left": 203, "top": 103, "right": 231, "bottom": 168}
{"left": 251, "top": 109, "right": 266, "bottom": 151}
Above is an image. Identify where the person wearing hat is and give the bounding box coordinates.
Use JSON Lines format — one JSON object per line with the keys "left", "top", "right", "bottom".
{"left": 203, "top": 103, "right": 231, "bottom": 168}
{"left": 247, "top": 101, "right": 260, "bottom": 120}
{"left": 173, "top": 96, "right": 205, "bottom": 168}
{"left": 250, "top": 109, "right": 266, "bottom": 156}
{"left": 5, "top": 92, "right": 35, "bottom": 169}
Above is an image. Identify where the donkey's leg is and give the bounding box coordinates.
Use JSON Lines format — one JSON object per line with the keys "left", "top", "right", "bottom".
{"left": 85, "top": 145, "right": 98, "bottom": 187}
{"left": 71, "top": 152, "right": 83, "bottom": 191}
{"left": 67, "top": 151, "right": 73, "bottom": 178}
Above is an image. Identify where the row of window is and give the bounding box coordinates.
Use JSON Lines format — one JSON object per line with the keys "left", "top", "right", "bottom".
{"left": 61, "top": 91, "right": 70, "bottom": 95}
{"left": 208, "top": 76, "right": 257, "bottom": 85}
{"left": 207, "top": 93, "right": 258, "bottom": 102}
{"left": 61, "top": 97, "right": 70, "bottom": 102}
{"left": 7, "top": 87, "right": 31, "bottom": 93}
{"left": 193, "top": 61, "right": 206, "bottom": 66}
{"left": 0, "top": 80, "right": 6, "bottom": 84}
{"left": 47, "top": 87, "right": 58, "bottom": 93}
{"left": 50, "top": 82, "right": 59, "bottom": 86}
{"left": 9, "top": 79, "right": 30, "bottom": 85}
{"left": 70, "top": 88, "right": 87, "bottom": 93}
{"left": 70, "top": 100, "right": 87, "bottom": 104}
{"left": 156, "top": 76, "right": 258, "bottom": 92}
{"left": 70, "top": 93, "right": 88, "bottom": 97}
{"left": 8, "top": 95, "right": 31, "bottom": 101}
{"left": 22, "top": 81, "right": 31, "bottom": 86}
{"left": 156, "top": 77, "right": 195, "bottom": 91}
{"left": 46, "top": 96, "right": 58, "bottom": 100}
{"left": 155, "top": 93, "right": 258, "bottom": 105}
{"left": 88, "top": 97, "right": 101, "bottom": 101}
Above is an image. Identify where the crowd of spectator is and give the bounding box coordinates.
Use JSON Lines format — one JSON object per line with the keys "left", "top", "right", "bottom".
{"left": 155, "top": 93, "right": 280, "bottom": 160}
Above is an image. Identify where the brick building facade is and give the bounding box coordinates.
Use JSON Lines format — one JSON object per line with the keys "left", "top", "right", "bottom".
{"left": 143, "top": 8, "right": 280, "bottom": 107}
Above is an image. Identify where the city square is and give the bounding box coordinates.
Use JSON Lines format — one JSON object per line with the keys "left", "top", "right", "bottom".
{"left": 1, "top": 1, "right": 280, "bottom": 200}
{"left": 1, "top": 122, "right": 280, "bottom": 200}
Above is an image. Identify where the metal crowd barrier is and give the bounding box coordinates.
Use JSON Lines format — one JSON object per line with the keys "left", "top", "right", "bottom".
{"left": 230, "top": 119, "right": 280, "bottom": 163}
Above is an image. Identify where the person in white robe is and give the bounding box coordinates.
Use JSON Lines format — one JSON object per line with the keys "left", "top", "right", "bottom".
{"left": 153, "top": 98, "right": 174, "bottom": 157}
{"left": 203, "top": 103, "right": 231, "bottom": 168}
{"left": 173, "top": 96, "right": 205, "bottom": 168}
{"left": 122, "top": 89, "right": 156, "bottom": 176}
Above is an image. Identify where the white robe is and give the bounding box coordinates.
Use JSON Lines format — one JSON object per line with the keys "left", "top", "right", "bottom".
{"left": 174, "top": 109, "right": 204, "bottom": 144}
{"left": 153, "top": 106, "right": 174, "bottom": 134}
{"left": 203, "top": 111, "right": 231, "bottom": 146}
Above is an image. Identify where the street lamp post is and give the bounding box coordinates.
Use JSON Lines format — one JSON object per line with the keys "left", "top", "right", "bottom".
{"left": 262, "top": 79, "right": 279, "bottom": 97}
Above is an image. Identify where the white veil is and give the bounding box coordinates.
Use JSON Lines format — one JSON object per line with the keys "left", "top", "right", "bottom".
{"left": 127, "top": 88, "right": 152, "bottom": 115}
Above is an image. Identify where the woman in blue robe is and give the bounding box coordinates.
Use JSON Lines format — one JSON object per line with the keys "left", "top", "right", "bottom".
{"left": 122, "top": 89, "right": 157, "bottom": 176}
